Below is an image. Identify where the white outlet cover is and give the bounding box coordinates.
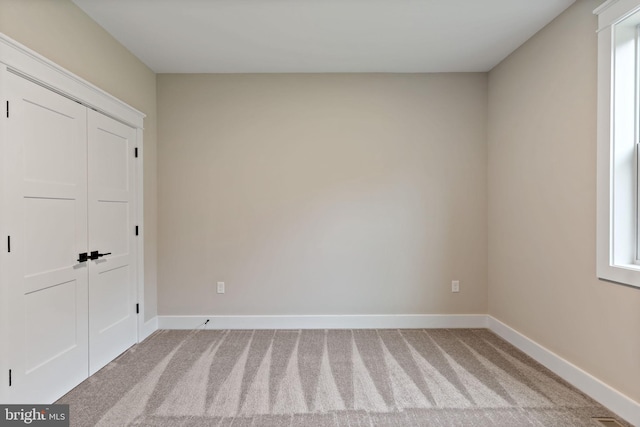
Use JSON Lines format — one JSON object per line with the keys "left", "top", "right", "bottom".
{"left": 217, "top": 282, "right": 225, "bottom": 294}
{"left": 452, "top": 280, "right": 460, "bottom": 293}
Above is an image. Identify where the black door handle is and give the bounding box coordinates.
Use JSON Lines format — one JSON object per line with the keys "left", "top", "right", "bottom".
{"left": 90, "top": 251, "right": 112, "bottom": 260}
{"left": 77, "top": 252, "right": 88, "bottom": 263}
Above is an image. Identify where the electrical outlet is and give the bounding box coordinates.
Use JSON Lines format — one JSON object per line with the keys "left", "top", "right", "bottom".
{"left": 217, "top": 281, "right": 225, "bottom": 294}
{"left": 451, "top": 280, "right": 460, "bottom": 293}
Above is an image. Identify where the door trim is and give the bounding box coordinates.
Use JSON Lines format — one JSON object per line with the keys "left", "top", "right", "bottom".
{"left": 135, "top": 128, "right": 146, "bottom": 343}
{"left": 0, "top": 33, "right": 144, "bottom": 128}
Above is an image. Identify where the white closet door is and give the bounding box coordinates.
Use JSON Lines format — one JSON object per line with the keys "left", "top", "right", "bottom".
{"left": 87, "top": 109, "right": 137, "bottom": 375}
{"left": 4, "top": 72, "right": 89, "bottom": 403}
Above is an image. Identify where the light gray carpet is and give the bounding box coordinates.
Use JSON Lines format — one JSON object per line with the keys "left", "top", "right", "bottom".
{"left": 58, "top": 329, "right": 629, "bottom": 426}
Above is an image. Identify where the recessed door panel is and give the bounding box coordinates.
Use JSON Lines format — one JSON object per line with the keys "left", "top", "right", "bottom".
{"left": 4, "top": 72, "right": 89, "bottom": 404}
{"left": 92, "top": 127, "right": 129, "bottom": 192}
{"left": 22, "top": 100, "right": 78, "bottom": 186}
{"left": 92, "top": 265, "right": 130, "bottom": 333}
{"left": 24, "top": 198, "right": 76, "bottom": 278}
{"left": 93, "top": 201, "right": 129, "bottom": 257}
{"left": 24, "top": 281, "right": 79, "bottom": 373}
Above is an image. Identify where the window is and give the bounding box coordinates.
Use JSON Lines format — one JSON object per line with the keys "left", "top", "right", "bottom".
{"left": 596, "top": 0, "right": 640, "bottom": 288}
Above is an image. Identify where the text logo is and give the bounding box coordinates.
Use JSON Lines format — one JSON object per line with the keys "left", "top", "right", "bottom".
{"left": 0, "top": 405, "right": 68, "bottom": 427}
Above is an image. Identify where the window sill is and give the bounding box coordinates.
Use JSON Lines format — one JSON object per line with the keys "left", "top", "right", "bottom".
{"left": 597, "top": 262, "right": 640, "bottom": 289}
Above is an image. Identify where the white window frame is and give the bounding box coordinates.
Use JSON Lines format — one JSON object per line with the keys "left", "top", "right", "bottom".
{"left": 596, "top": 0, "right": 640, "bottom": 288}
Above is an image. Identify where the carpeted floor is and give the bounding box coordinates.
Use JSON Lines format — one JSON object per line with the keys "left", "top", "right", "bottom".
{"left": 58, "top": 329, "right": 629, "bottom": 426}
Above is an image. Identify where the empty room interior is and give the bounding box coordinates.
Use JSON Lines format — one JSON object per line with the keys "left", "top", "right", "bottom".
{"left": 1, "top": 0, "right": 640, "bottom": 425}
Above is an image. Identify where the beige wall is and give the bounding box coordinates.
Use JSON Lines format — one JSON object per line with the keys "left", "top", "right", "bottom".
{"left": 157, "top": 73, "right": 488, "bottom": 316}
{"left": 0, "top": 0, "right": 158, "bottom": 320}
{"left": 3, "top": 0, "right": 638, "bottom": 410}
{"left": 488, "top": 0, "right": 640, "bottom": 403}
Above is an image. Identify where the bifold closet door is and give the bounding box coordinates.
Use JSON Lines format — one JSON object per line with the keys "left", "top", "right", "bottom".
{"left": 87, "top": 109, "right": 137, "bottom": 375}
{"left": 4, "top": 72, "right": 89, "bottom": 403}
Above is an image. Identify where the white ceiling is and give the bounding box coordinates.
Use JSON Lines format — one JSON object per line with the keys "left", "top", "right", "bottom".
{"left": 72, "top": 0, "right": 575, "bottom": 73}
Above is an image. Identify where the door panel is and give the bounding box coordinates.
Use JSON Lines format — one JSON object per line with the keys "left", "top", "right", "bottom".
{"left": 92, "top": 265, "right": 130, "bottom": 333}
{"left": 91, "top": 127, "right": 129, "bottom": 191}
{"left": 25, "top": 281, "right": 79, "bottom": 373}
{"left": 93, "top": 201, "right": 129, "bottom": 256}
{"left": 22, "top": 99, "right": 79, "bottom": 186}
{"left": 4, "top": 72, "right": 89, "bottom": 403}
{"left": 88, "top": 109, "right": 137, "bottom": 375}
{"left": 24, "top": 198, "right": 77, "bottom": 277}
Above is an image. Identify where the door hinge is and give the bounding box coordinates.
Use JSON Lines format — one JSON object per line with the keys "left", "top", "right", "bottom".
{"left": 8, "top": 369, "right": 11, "bottom": 387}
{"left": 136, "top": 303, "right": 139, "bottom": 314}
{"left": 134, "top": 147, "right": 138, "bottom": 158}
{"left": 6, "top": 101, "right": 9, "bottom": 118}
{"left": 7, "top": 236, "right": 10, "bottom": 253}
{"left": 135, "top": 226, "right": 139, "bottom": 236}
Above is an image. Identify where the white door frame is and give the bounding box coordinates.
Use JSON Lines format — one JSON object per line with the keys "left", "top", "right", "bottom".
{"left": 0, "top": 33, "right": 146, "bottom": 402}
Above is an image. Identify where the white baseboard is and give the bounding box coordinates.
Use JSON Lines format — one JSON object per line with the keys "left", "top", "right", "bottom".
{"left": 157, "top": 314, "right": 489, "bottom": 330}
{"left": 139, "top": 316, "right": 158, "bottom": 342}
{"left": 488, "top": 316, "right": 640, "bottom": 426}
